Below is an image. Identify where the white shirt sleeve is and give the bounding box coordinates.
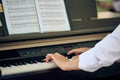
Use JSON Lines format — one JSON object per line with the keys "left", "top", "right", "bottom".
{"left": 113, "top": 0, "right": 120, "bottom": 12}
{"left": 79, "top": 24, "right": 120, "bottom": 72}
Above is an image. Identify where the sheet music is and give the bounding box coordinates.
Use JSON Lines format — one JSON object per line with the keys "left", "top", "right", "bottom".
{"left": 35, "top": 0, "right": 71, "bottom": 33}
{"left": 2, "top": 0, "right": 71, "bottom": 35}
{"left": 2, "top": 0, "right": 40, "bottom": 35}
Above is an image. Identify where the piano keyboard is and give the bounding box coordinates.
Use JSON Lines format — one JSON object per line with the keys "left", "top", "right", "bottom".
{"left": 0, "top": 41, "right": 97, "bottom": 77}
{"left": 0, "top": 61, "right": 57, "bottom": 76}
{"left": 0, "top": 54, "right": 60, "bottom": 76}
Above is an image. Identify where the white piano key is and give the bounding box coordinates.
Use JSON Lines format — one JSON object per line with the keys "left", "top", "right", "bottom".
{"left": 0, "top": 62, "right": 58, "bottom": 76}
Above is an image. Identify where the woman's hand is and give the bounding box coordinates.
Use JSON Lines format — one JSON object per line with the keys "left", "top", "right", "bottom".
{"left": 44, "top": 53, "right": 79, "bottom": 71}
{"left": 67, "top": 47, "right": 90, "bottom": 55}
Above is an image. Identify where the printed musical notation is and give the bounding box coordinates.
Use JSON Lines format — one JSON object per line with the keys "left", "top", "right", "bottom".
{"left": 35, "top": 0, "right": 70, "bottom": 33}
{"left": 2, "top": 0, "right": 70, "bottom": 35}
{"left": 2, "top": 0, "right": 40, "bottom": 35}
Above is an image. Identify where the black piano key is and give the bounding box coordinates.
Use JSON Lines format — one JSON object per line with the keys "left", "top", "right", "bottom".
{"left": 1, "top": 64, "right": 8, "bottom": 67}
{"left": 0, "top": 60, "right": 12, "bottom": 67}
{"left": 7, "top": 64, "right": 12, "bottom": 67}
{"left": 21, "top": 61, "right": 27, "bottom": 65}
{"left": 1, "top": 64, "right": 11, "bottom": 67}
{"left": 29, "top": 61, "right": 35, "bottom": 64}
{"left": 32, "top": 60, "right": 38, "bottom": 63}
{"left": 40, "top": 58, "right": 46, "bottom": 62}
{"left": 12, "top": 63, "right": 19, "bottom": 66}
{"left": 10, "top": 59, "right": 25, "bottom": 66}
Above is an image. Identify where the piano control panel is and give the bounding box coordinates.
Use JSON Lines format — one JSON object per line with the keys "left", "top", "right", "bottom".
{"left": 17, "top": 41, "right": 97, "bottom": 57}
{"left": 0, "top": 41, "right": 98, "bottom": 76}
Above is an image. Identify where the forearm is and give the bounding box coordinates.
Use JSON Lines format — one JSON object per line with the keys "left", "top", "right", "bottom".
{"left": 52, "top": 53, "right": 79, "bottom": 71}
{"left": 52, "top": 53, "right": 69, "bottom": 71}
{"left": 65, "top": 56, "right": 79, "bottom": 71}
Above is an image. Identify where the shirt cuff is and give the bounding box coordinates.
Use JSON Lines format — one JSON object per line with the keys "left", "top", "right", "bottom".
{"left": 113, "top": 2, "right": 120, "bottom": 12}
{"left": 79, "top": 48, "right": 103, "bottom": 72}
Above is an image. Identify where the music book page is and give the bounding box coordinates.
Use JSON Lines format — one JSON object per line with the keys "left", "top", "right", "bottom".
{"left": 2, "top": 0, "right": 71, "bottom": 35}
{"left": 2, "top": 0, "right": 40, "bottom": 35}
{"left": 35, "top": 0, "right": 71, "bottom": 33}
